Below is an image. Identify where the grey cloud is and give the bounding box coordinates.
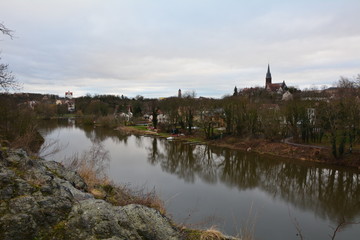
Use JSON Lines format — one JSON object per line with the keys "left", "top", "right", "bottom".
{"left": 1, "top": 0, "right": 360, "bottom": 98}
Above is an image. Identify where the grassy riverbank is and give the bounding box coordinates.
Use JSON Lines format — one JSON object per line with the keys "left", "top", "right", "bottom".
{"left": 211, "top": 137, "right": 360, "bottom": 168}
{"left": 118, "top": 125, "right": 360, "bottom": 169}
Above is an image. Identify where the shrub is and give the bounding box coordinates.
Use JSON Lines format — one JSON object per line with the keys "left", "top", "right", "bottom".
{"left": 81, "top": 115, "right": 95, "bottom": 125}
{"left": 96, "top": 115, "right": 118, "bottom": 128}
{"left": 0, "top": 98, "right": 42, "bottom": 153}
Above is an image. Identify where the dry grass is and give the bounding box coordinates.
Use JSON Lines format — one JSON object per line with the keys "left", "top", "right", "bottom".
{"left": 62, "top": 142, "right": 110, "bottom": 188}
{"left": 11, "top": 125, "right": 43, "bottom": 154}
{"left": 182, "top": 225, "right": 243, "bottom": 240}
{"left": 103, "top": 183, "right": 166, "bottom": 215}
{"left": 62, "top": 142, "right": 166, "bottom": 215}
{"left": 200, "top": 226, "right": 226, "bottom": 240}
{"left": 76, "top": 161, "right": 111, "bottom": 189}
{"left": 238, "top": 204, "right": 256, "bottom": 240}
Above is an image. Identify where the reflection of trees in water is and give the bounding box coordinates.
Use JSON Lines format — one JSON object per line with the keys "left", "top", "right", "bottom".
{"left": 40, "top": 121, "right": 360, "bottom": 222}
{"left": 146, "top": 138, "right": 360, "bottom": 221}
{"left": 135, "top": 135, "right": 145, "bottom": 149}
{"left": 39, "top": 119, "right": 130, "bottom": 144}
{"left": 196, "top": 145, "right": 219, "bottom": 184}
{"left": 259, "top": 162, "right": 360, "bottom": 221}
{"left": 218, "top": 149, "right": 260, "bottom": 190}
{"left": 38, "top": 119, "right": 72, "bottom": 136}
{"left": 82, "top": 125, "right": 129, "bottom": 144}
{"left": 147, "top": 138, "right": 162, "bottom": 166}
{"left": 147, "top": 139, "right": 213, "bottom": 183}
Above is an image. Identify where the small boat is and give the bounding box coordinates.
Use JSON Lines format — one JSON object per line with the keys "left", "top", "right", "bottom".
{"left": 167, "top": 137, "right": 175, "bottom": 140}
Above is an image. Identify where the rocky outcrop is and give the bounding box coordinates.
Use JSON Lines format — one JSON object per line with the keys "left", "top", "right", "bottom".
{"left": 0, "top": 149, "right": 182, "bottom": 240}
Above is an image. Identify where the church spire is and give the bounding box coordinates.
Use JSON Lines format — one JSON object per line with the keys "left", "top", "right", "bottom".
{"left": 266, "top": 64, "right": 272, "bottom": 87}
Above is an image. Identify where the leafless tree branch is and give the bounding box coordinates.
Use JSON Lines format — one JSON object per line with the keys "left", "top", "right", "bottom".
{"left": 0, "top": 22, "right": 13, "bottom": 39}
{"left": 0, "top": 22, "right": 19, "bottom": 92}
{"left": 329, "top": 217, "right": 360, "bottom": 240}
{"left": 0, "top": 60, "right": 20, "bottom": 91}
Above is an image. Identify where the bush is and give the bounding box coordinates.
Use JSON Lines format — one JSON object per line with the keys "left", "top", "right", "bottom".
{"left": 96, "top": 115, "right": 118, "bottom": 128}
{"left": 0, "top": 98, "right": 42, "bottom": 153}
{"left": 81, "top": 115, "right": 95, "bottom": 125}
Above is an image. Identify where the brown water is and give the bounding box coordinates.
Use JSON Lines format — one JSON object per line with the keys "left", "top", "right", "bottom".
{"left": 39, "top": 119, "right": 360, "bottom": 239}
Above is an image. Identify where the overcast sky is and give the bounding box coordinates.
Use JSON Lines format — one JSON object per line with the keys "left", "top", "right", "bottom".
{"left": 1, "top": 0, "right": 360, "bottom": 98}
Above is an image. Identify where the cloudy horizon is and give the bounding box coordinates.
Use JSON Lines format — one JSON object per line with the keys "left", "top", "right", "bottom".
{"left": 1, "top": 0, "right": 360, "bottom": 98}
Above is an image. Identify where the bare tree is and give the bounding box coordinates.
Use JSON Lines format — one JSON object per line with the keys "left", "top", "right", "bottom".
{"left": 0, "top": 22, "right": 19, "bottom": 91}
{"left": 0, "top": 60, "right": 19, "bottom": 91}
{"left": 0, "top": 23, "right": 13, "bottom": 38}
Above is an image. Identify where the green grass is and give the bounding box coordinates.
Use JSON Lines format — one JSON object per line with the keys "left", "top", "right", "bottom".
{"left": 62, "top": 113, "right": 77, "bottom": 118}
{"left": 128, "top": 125, "right": 207, "bottom": 143}
{"left": 132, "top": 125, "right": 148, "bottom": 131}
{"left": 157, "top": 132, "right": 171, "bottom": 138}
{"left": 185, "top": 137, "right": 205, "bottom": 143}
{"left": 298, "top": 133, "right": 360, "bottom": 151}
{"left": 181, "top": 229, "right": 202, "bottom": 240}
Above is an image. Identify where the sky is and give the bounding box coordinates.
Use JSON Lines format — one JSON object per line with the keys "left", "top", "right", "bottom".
{"left": 1, "top": 0, "right": 360, "bottom": 98}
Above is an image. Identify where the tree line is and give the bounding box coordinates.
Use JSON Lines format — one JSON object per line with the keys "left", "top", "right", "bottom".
{"left": 2, "top": 77, "right": 360, "bottom": 159}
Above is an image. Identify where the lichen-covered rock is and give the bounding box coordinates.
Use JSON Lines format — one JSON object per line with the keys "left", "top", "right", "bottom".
{"left": 0, "top": 149, "right": 183, "bottom": 240}
{"left": 63, "top": 200, "right": 180, "bottom": 240}
{"left": 43, "top": 160, "right": 87, "bottom": 190}
{"left": 122, "top": 204, "right": 181, "bottom": 240}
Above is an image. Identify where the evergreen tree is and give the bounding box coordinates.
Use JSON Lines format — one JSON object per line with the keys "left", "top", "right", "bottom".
{"left": 233, "top": 86, "right": 238, "bottom": 96}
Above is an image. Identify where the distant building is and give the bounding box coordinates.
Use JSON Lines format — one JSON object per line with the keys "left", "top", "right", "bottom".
{"left": 307, "top": 108, "right": 316, "bottom": 125}
{"left": 65, "top": 91, "right": 75, "bottom": 112}
{"left": 28, "top": 101, "right": 37, "bottom": 110}
{"left": 56, "top": 99, "right": 64, "bottom": 105}
{"left": 282, "top": 91, "right": 293, "bottom": 101}
{"left": 65, "top": 91, "right": 73, "bottom": 99}
{"left": 178, "top": 89, "right": 182, "bottom": 98}
{"left": 265, "top": 64, "right": 287, "bottom": 93}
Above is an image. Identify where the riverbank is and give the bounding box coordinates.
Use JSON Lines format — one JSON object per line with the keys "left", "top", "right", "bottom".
{"left": 118, "top": 125, "right": 360, "bottom": 169}
{"left": 211, "top": 137, "right": 360, "bottom": 168}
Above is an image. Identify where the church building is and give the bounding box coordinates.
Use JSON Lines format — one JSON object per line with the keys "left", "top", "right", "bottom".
{"left": 265, "top": 64, "right": 287, "bottom": 93}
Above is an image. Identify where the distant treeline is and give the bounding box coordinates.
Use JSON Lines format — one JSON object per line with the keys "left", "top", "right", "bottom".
{"left": 1, "top": 76, "right": 360, "bottom": 159}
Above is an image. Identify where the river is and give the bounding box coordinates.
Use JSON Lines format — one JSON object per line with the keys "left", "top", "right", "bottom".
{"left": 39, "top": 119, "right": 360, "bottom": 239}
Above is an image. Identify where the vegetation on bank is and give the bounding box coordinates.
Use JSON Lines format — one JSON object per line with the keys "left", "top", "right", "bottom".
{"left": 120, "top": 124, "right": 360, "bottom": 169}
{"left": 3, "top": 79, "right": 360, "bottom": 169}
{"left": 78, "top": 77, "right": 360, "bottom": 167}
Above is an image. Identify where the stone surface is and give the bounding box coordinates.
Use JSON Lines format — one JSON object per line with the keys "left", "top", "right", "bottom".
{"left": 0, "top": 149, "right": 183, "bottom": 240}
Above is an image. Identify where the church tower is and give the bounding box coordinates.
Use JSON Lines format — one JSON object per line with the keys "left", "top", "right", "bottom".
{"left": 265, "top": 64, "right": 272, "bottom": 87}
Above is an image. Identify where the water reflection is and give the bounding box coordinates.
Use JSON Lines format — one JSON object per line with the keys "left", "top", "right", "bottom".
{"left": 39, "top": 120, "right": 360, "bottom": 229}
{"left": 146, "top": 138, "right": 360, "bottom": 222}
{"left": 39, "top": 119, "right": 130, "bottom": 145}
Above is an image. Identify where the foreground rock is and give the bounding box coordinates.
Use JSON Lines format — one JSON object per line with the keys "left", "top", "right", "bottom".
{"left": 0, "top": 149, "right": 181, "bottom": 240}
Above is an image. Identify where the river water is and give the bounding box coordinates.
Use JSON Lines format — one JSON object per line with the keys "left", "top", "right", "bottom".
{"left": 39, "top": 119, "right": 360, "bottom": 239}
